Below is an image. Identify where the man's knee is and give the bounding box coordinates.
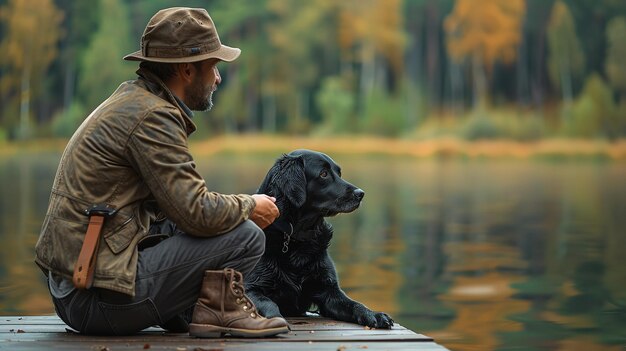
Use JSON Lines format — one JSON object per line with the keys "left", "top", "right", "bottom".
{"left": 238, "top": 220, "right": 265, "bottom": 257}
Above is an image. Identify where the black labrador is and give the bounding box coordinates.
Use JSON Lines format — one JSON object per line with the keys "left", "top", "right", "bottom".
{"left": 245, "top": 149, "right": 394, "bottom": 329}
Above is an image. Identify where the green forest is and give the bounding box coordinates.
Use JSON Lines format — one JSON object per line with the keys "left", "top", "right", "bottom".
{"left": 1, "top": 0, "right": 626, "bottom": 142}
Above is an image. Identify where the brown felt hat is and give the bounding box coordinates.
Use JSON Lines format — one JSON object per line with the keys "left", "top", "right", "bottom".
{"left": 123, "top": 7, "right": 240, "bottom": 63}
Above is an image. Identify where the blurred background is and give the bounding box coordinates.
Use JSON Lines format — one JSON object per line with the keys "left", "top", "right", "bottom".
{"left": 0, "top": 1, "right": 625, "bottom": 350}
{"left": 2, "top": 0, "right": 626, "bottom": 140}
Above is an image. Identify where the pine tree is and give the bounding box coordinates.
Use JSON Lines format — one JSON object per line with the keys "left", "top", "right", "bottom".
{"left": 605, "top": 16, "right": 626, "bottom": 99}
{"left": 546, "top": 0, "right": 585, "bottom": 109}
{"left": 78, "top": 0, "right": 134, "bottom": 112}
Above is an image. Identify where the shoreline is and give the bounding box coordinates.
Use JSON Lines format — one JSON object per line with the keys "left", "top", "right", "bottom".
{"left": 2, "top": 135, "right": 626, "bottom": 160}
{"left": 192, "top": 135, "right": 626, "bottom": 160}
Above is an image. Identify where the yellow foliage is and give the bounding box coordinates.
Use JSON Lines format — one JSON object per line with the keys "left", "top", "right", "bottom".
{"left": 338, "top": 0, "right": 406, "bottom": 73}
{"left": 444, "top": 0, "right": 525, "bottom": 69}
{"left": 0, "top": 0, "right": 64, "bottom": 101}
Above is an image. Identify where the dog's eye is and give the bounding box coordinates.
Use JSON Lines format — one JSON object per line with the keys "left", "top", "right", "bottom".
{"left": 320, "top": 170, "right": 328, "bottom": 178}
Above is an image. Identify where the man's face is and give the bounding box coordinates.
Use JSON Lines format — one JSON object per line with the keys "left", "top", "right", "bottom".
{"left": 185, "top": 59, "right": 221, "bottom": 111}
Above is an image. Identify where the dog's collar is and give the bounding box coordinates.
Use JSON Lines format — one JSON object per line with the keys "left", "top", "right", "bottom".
{"left": 268, "top": 218, "right": 293, "bottom": 238}
{"left": 267, "top": 218, "right": 320, "bottom": 253}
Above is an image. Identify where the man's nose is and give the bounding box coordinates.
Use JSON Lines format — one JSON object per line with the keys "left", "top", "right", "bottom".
{"left": 214, "top": 66, "right": 221, "bottom": 85}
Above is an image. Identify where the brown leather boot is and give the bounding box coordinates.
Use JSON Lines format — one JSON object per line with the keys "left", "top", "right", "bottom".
{"left": 189, "top": 268, "right": 289, "bottom": 338}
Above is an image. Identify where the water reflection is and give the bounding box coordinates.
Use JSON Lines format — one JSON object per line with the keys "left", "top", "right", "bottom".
{"left": 0, "top": 153, "right": 60, "bottom": 314}
{"left": 0, "top": 152, "right": 624, "bottom": 350}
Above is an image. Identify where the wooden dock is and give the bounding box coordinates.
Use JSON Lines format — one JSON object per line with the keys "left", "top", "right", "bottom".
{"left": 1, "top": 315, "right": 450, "bottom": 350}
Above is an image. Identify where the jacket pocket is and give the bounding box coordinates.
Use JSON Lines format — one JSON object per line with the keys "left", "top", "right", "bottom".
{"left": 103, "top": 213, "right": 138, "bottom": 254}
{"left": 98, "top": 298, "right": 161, "bottom": 335}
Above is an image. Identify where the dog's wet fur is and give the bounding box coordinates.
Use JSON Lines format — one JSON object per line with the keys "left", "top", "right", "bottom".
{"left": 246, "top": 149, "right": 394, "bottom": 329}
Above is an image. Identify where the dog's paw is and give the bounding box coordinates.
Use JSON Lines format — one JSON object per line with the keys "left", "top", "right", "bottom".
{"left": 356, "top": 310, "right": 394, "bottom": 329}
{"left": 373, "top": 312, "right": 394, "bottom": 329}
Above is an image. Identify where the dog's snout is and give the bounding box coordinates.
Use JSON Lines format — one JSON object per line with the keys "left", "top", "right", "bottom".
{"left": 353, "top": 188, "right": 365, "bottom": 201}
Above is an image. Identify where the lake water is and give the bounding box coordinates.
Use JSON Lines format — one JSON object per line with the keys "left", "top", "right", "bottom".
{"left": 0, "top": 150, "right": 624, "bottom": 350}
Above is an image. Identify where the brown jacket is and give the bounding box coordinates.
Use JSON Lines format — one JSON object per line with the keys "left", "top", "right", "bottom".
{"left": 35, "top": 68, "right": 256, "bottom": 296}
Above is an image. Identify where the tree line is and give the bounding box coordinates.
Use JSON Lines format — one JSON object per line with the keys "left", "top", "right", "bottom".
{"left": 1, "top": 0, "right": 626, "bottom": 141}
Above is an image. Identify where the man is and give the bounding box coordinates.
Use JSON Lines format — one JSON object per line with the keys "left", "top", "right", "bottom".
{"left": 34, "top": 7, "right": 289, "bottom": 337}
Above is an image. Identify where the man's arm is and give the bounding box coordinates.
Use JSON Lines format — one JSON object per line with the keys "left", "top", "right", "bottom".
{"left": 126, "top": 109, "right": 259, "bottom": 236}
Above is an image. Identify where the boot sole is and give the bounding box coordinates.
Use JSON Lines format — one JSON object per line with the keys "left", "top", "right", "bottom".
{"left": 189, "top": 323, "right": 289, "bottom": 338}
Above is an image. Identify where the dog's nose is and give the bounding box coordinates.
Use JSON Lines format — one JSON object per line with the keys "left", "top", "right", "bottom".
{"left": 353, "top": 188, "right": 365, "bottom": 201}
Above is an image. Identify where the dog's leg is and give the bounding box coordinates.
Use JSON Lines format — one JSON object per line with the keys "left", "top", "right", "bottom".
{"left": 311, "top": 256, "right": 394, "bottom": 329}
{"left": 247, "top": 290, "right": 284, "bottom": 319}
{"left": 315, "top": 285, "right": 394, "bottom": 329}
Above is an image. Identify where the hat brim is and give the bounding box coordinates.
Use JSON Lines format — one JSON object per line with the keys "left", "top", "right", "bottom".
{"left": 123, "top": 44, "right": 241, "bottom": 63}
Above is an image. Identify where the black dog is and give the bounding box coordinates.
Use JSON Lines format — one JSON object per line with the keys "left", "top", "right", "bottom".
{"left": 245, "top": 149, "right": 394, "bottom": 329}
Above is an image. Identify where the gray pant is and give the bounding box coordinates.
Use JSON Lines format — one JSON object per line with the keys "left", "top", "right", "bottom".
{"left": 51, "top": 220, "right": 265, "bottom": 335}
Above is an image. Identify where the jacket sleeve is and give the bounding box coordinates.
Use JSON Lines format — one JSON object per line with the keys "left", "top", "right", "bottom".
{"left": 126, "top": 108, "right": 256, "bottom": 237}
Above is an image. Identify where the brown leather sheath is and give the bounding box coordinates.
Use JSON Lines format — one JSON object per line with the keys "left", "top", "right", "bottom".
{"left": 73, "top": 205, "right": 116, "bottom": 289}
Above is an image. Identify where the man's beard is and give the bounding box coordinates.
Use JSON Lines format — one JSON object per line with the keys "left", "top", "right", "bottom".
{"left": 185, "top": 77, "right": 214, "bottom": 111}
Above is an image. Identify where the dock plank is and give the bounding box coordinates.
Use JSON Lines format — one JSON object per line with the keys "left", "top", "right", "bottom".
{"left": 0, "top": 341, "right": 450, "bottom": 351}
{"left": 0, "top": 315, "right": 449, "bottom": 350}
{"left": 1, "top": 315, "right": 413, "bottom": 331}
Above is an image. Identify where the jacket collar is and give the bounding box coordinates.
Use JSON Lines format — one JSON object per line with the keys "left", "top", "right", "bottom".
{"left": 173, "top": 95, "right": 193, "bottom": 119}
{"left": 136, "top": 67, "right": 197, "bottom": 135}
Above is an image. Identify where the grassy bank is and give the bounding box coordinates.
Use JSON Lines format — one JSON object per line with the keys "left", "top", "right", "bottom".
{"left": 2, "top": 135, "right": 626, "bottom": 160}
{"left": 191, "top": 135, "right": 626, "bottom": 160}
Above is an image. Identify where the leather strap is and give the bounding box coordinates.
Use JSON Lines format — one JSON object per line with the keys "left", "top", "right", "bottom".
{"left": 72, "top": 215, "right": 105, "bottom": 289}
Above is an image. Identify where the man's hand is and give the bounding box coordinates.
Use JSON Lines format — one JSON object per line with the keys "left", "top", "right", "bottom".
{"left": 250, "top": 194, "right": 279, "bottom": 229}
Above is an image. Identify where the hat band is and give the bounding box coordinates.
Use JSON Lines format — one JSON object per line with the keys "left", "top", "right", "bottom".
{"left": 141, "top": 38, "right": 220, "bottom": 59}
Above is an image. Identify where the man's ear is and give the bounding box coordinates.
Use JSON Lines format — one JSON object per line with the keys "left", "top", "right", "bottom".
{"left": 176, "top": 62, "right": 194, "bottom": 83}
{"left": 272, "top": 154, "right": 306, "bottom": 208}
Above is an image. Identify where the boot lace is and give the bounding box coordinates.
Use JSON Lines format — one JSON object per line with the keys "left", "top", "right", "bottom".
{"left": 228, "top": 269, "right": 259, "bottom": 319}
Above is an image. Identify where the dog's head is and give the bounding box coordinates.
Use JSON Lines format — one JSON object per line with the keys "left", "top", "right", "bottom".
{"left": 258, "top": 149, "right": 364, "bottom": 217}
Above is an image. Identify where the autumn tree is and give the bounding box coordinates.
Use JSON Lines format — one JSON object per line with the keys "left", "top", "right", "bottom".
{"left": 605, "top": 16, "right": 626, "bottom": 100}
{"left": 336, "top": 0, "right": 406, "bottom": 135}
{"left": 338, "top": 0, "right": 406, "bottom": 99}
{"left": 444, "top": 0, "right": 526, "bottom": 108}
{"left": 547, "top": 0, "right": 585, "bottom": 110}
{"left": 0, "top": 0, "right": 63, "bottom": 138}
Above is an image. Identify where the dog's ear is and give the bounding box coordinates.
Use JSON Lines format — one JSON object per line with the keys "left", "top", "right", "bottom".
{"left": 269, "top": 154, "right": 306, "bottom": 208}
